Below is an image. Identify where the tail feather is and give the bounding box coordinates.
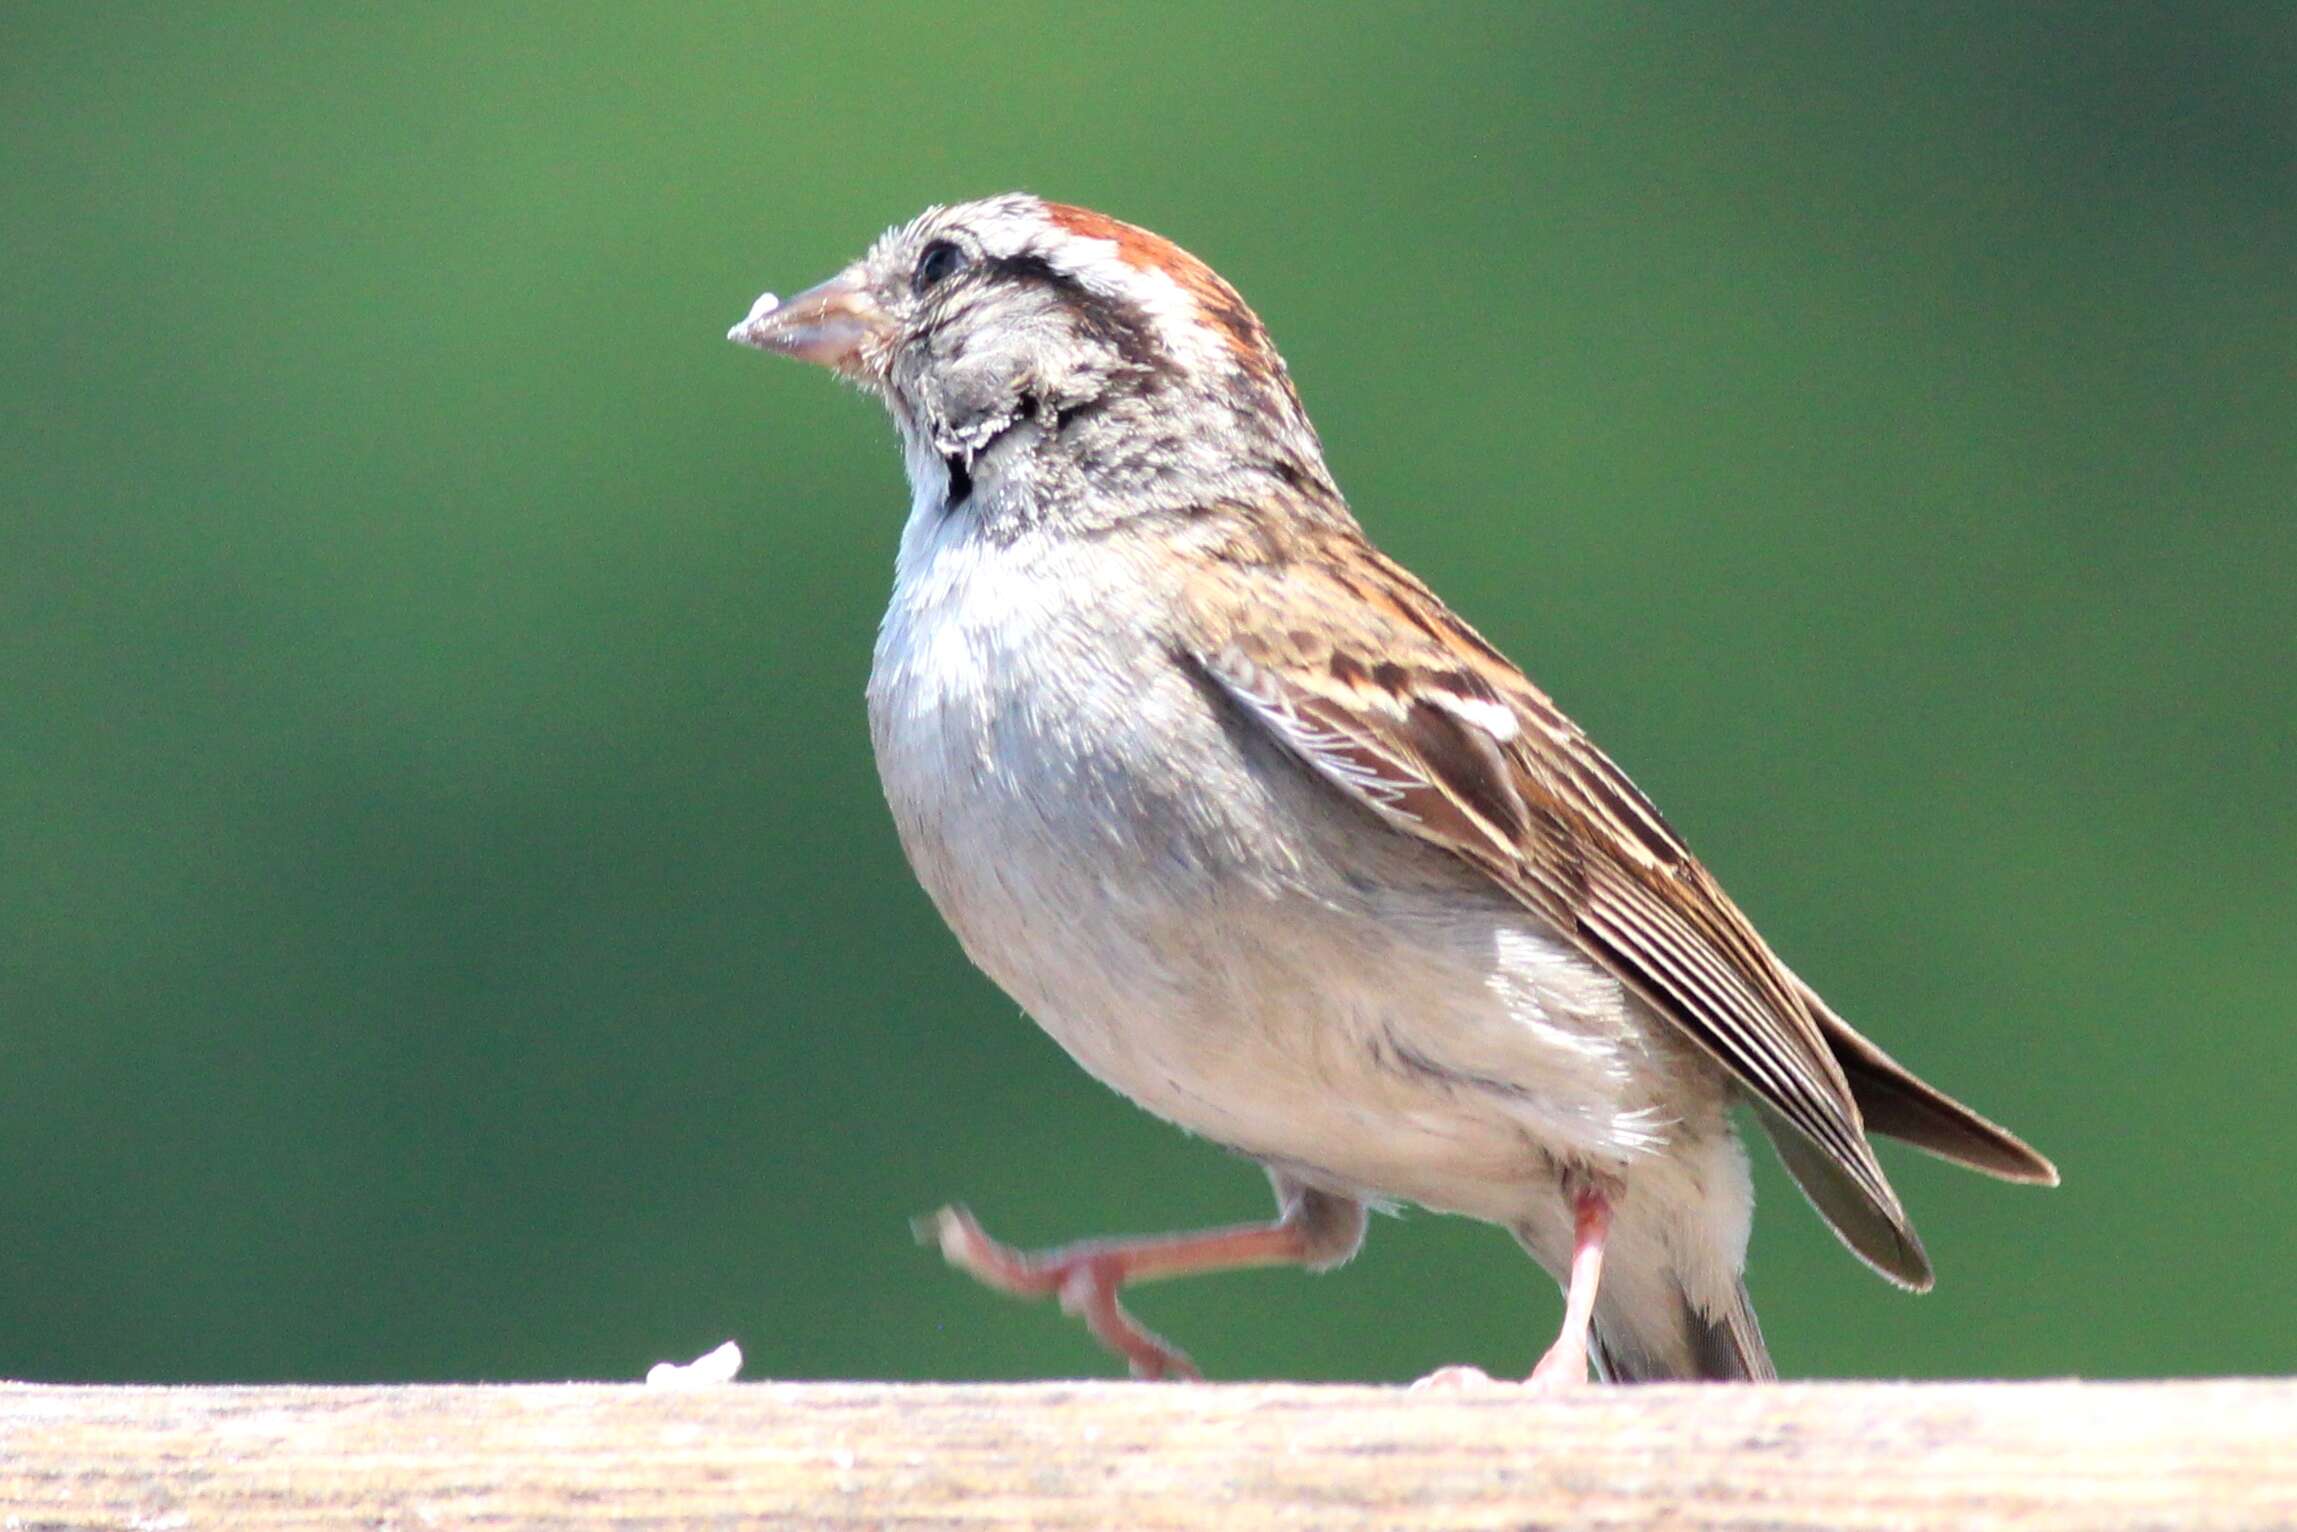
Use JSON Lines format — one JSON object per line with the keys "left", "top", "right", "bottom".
{"left": 1754, "top": 1100, "right": 1934, "bottom": 1290}
{"left": 1566, "top": 973, "right": 2055, "bottom": 1385}
{"left": 1794, "top": 977, "right": 2059, "bottom": 1186}
{"left": 1590, "top": 1276, "right": 1773, "bottom": 1383}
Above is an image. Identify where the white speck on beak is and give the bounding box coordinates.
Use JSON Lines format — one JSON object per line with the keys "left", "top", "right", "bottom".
{"left": 726, "top": 291, "right": 780, "bottom": 344}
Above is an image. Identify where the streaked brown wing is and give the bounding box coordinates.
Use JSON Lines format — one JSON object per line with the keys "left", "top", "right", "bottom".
{"left": 1185, "top": 534, "right": 1929, "bottom": 1285}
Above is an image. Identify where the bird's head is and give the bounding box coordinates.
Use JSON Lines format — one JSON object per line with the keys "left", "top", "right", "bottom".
{"left": 730, "top": 194, "right": 1334, "bottom": 529}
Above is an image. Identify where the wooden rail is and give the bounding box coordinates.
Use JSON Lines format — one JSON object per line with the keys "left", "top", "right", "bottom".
{"left": 2, "top": 1379, "right": 2290, "bottom": 1529}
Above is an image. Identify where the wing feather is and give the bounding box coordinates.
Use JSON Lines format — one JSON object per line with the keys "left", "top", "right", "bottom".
{"left": 1184, "top": 535, "right": 1931, "bottom": 1285}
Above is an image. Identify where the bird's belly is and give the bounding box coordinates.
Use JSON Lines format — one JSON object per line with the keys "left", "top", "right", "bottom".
{"left": 867, "top": 538, "right": 1706, "bottom": 1222}
{"left": 904, "top": 794, "right": 1689, "bottom": 1221}
{"left": 1040, "top": 909, "right": 1677, "bottom": 1221}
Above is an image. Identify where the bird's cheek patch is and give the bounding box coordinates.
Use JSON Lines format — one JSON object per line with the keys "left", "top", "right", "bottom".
{"left": 923, "top": 355, "right": 1037, "bottom": 463}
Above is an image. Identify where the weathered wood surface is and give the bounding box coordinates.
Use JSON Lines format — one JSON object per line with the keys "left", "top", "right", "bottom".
{"left": 2, "top": 1379, "right": 2290, "bottom": 1529}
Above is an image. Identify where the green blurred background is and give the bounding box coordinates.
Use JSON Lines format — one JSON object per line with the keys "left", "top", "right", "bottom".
{"left": 5, "top": 4, "right": 2291, "bottom": 1386}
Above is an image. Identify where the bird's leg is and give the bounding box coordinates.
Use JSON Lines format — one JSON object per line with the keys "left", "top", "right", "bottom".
{"left": 915, "top": 1181, "right": 1365, "bottom": 1380}
{"left": 1412, "top": 1182, "right": 1614, "bottom": 1392}
{"left": 1527, "top": 1184, "right": 1612, "bottom": 1388}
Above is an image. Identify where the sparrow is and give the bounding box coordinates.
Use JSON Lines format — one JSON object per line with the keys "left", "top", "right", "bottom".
{"left": 728, "top": 194, "right": 2056, "bottom": 1384}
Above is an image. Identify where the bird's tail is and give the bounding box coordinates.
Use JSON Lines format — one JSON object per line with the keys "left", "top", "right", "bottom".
{"left": 1589, "top": 1274, "right": 1774, "bottom": 1383}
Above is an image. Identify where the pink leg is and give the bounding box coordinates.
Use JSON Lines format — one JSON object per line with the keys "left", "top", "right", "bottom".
{"left": 1411, "top": 1185, "right": 1613, "bottom": 1393}
{"left": 1529, "top": 1186, "right": 1612, "bottom": 1388}
{"left": 916, "top": 1203, "right": 1334, "bottom": 1381}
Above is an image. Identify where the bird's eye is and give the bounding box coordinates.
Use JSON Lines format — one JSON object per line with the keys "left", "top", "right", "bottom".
{"left": 914, "top": 239, "right": 969, "bottom": 292}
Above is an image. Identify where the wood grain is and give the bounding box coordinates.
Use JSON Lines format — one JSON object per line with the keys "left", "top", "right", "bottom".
{"left": 2, "top": 1379, "right": 2290, "bottom": 1529}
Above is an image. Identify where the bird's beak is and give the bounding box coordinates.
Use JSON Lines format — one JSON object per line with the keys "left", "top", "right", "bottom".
{"left": 726, "top": 266, "right": 890, "bottom": 377}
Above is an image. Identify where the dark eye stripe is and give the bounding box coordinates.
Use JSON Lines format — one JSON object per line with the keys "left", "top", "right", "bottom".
{"left": 978, "top": 251, "right": 1176, "bottom": 381}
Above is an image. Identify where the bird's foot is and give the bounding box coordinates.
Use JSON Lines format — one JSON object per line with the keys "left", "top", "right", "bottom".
{"left": 1408, "top": 1354, "right": 1587, "bottom": 1393}
{"left": 1409, "top": 1364, "right": 1505, "bottom": 1393}
{"left": 915, "top": 1205, "right": 1201, "bottom": 1380}
{"left": 1527, "top": 1332, "right": 1591, "bottom": 1389}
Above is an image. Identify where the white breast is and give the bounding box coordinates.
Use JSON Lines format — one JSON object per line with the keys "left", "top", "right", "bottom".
{"left": 865, "top": 492, "right": 1720, "bottom": 1225}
